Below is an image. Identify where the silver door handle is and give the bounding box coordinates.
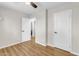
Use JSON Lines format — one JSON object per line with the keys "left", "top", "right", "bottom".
{"left": 22, "top": 30, "right": 24, "bottom": 32}
{"left": 54, "top": 32, "right": 57, "bottom": 34}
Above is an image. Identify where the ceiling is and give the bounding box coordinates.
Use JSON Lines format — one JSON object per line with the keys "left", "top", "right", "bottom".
{"left": 0, "top": 2, "right": 69, "bottom": 15}
{"left": 37, "top": 2, "right": 65, "bottom": 9}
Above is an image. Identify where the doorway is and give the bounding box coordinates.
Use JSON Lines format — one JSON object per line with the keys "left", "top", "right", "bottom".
{"left": 53, "top": 10, "right": 72, "bottom": 51}
{"left": 30, "top": 18, "right": 36, "bottom": 43}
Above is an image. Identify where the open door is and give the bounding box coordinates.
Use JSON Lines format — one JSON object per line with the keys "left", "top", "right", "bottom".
{"left": 22, "top": 17, "right": 31, "bottom": 42}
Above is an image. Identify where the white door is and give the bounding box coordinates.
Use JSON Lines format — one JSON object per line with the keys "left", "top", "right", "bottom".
{"left": 53, "top": 10, "right": 72, "bottom": 51}
{"left": 22, "top": 17, "right": 31, "bottom": 42}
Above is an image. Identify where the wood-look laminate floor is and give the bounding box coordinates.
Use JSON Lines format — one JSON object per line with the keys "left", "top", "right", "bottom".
{"left": 0, "top": 41, "right": 75, "bottom": 56}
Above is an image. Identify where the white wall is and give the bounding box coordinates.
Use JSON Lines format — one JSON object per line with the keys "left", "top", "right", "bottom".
{"left": 72, "top": 7, "right": 79, "bottom": 55}
{"left": 0, "top": 5, "right": 47, "bottom": 48}
{"left": 0, "top": 6, "right": 28, "bottom": 48}
{"left": 47, "top": 10, "right": 54, "bottom": 46}
{"left": 35, "top": 9, "right": 46, "bottom": 46}
{"left": 48, "top": 3, "right": 79, "bottom": 55}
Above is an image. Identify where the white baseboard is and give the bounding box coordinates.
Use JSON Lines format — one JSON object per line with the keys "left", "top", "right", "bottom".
{"left": 0, "top": 40, "right": 31, "bottom": 49}
{"left": 70, "top": 51, "right": 79, "bottom": 56}
{"left": 0, "top": 40, "right": 79, "bottom": 56}
{"left": 0, "top": 40, "right": 46, "bottom": 49}
{"left": 47, "top": 43, "right": 56, "bottom": 47}
{"left": 47, "top": 44, "right": 79, "bottom": 56}
{"left": 21, "top": 40, "right": 28, "bottom": 42}
{"left": 36, "top": 41, "right": 46, "bottom": 46}
{"left": 0, "top": 41, "right": 21, "bottom": 49}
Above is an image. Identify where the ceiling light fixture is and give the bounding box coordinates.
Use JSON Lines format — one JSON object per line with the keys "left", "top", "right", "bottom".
{"left": 25, "top": 2, "right": 37, "bottom": 8}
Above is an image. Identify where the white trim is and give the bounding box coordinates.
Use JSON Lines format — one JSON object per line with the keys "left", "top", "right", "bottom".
{"left": 47, "top": 44, "right": 67, "bottom": 51}
{"left": 0, "top": 40, "right": 29, "bottom": 49}
{"left": 0, "top": 40, "right": 78, "bottom": 56}
{"left": 70, "top": 51, "right": 79, "bottom": 56}
{"left": 21, "top": 39, "right": 30, "bottom": 42}
{"left": 36, "top": 41, "right": 46, "bottom": 46}
{"left": 47, "top": 43, "right": 56, "bottom": 47}
{"left": 0, "top": 42, "right": 21, "bottom": 49}
{"left": 0, "top": 40, "right": 47, "bottom": 49}
{"left": 47, "top": 44, "right": 79, "bottom": 56}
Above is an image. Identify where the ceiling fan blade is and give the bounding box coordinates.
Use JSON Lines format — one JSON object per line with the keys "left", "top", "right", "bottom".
{"left": 30, "top": 2, "right": 37, "bottom": 8}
